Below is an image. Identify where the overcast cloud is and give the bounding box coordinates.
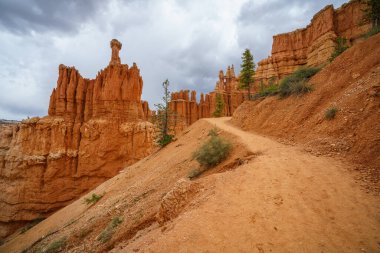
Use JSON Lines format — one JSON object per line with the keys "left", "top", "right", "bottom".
{"left": 0, "top": 0, "right": 347, "bottom": 120}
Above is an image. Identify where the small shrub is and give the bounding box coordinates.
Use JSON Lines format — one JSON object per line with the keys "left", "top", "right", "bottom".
{"left": 254, "top": 83, "right": 279, "bottom": 99}
{"left": 84, "top": 193, "right": 103, "bottom": 205}
{"left": 329, "top": 37, "right": 349, "bottom": 62}
{"left": 279, "top": 67, "right": 320, "bottom": 97}
{"left": 208, "top": 128, "right": 219, "bottom": 137}
{"left": 324, "top": 107, "right": 338, "bottom": 120}
{"left": 110, "top": 216, "right": 123, "bottom": 228}
{"left": 157, "top": 134, "right": 174, "bottom": 147}
{"left": 192, "top": 130, "right": 232, "bottom": 167}
{"left": 97, "top": 217, "right": 123, "bottom": 243}
{"left": 36, "top": 237, "right": 67, "bottom": 253}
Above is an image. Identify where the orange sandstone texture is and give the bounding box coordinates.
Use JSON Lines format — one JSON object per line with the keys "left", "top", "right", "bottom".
{"left": 255, "top": 0, "right": 371, "bottom": 85}
{"left": 169, "top": 65, "right": 247, "bottom": 132}
{"left": 169, "top": 1, "right": 370, "bottom": 132}
{"left": 0, "top": 39, "right": 155, "bottom": 239}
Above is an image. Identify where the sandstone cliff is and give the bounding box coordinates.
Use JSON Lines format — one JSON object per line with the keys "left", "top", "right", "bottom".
{"left": 0, "top": 39, "right": 155, "bottom": 240}
{"left": 255, "top": 0, "right": 371, "bottom": 85}
{"left": 169, "top": 1, "right": 370, "bottom": 131}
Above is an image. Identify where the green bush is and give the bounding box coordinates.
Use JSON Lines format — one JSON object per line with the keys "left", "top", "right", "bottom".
{"left": 278, "top": 67, "right": 320, "bottom": 97}
{"left": 324, "top": 107, "right": 338, "bottom": 120}
{"left": 208, "top": 128, "right": 218, "bottom": 137}
{"left": 254, "top": 83, "right": 279, "bottom": 99}
{"left": 35, "top": 237, "right": 67, "bottom": 253}
{"left": 192, "top": 129, "right": 232, "bottom": 167}
{"left": 97, "top": 217, "right": 123, "bottom": 243}
{"left": 84, "top": 193, "right": 103, "bottom": 205}
{"left": 157, "top": 134, "right": 174, "bottom": 147}
{"left": 329, "top": 37, "right": 349, "bottom": 62}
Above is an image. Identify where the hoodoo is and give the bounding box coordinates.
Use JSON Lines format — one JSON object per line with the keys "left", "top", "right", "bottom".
{"left": 169, "top": 65, "right": 247, "bottom": 132}
{"left": 0, "top": 39, "right": 155, "bottom": 239}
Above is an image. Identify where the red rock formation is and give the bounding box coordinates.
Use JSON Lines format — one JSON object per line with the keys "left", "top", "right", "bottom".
{"left": 255, "top": 0, "right": 371, "bottom": 85}
{"left": 0, "top": 39, "right": 155, "bottom": 239}
{"left": 169, "top": 65, "right": 247, "bottom": 132}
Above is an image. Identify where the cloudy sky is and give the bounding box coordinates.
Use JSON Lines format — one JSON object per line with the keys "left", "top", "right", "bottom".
{"left": 0, "top": 0, "right": 347, "bottom": 120}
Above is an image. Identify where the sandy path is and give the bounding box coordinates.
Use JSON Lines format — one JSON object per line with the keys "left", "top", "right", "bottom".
{"left": 122, "top": 117, "right": 380, "bottom": 253}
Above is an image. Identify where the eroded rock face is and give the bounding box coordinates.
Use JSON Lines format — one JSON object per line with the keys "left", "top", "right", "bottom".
{"left": 255, "top": 0, "right": 371, "bottom": 85}
{"left": 0, "top": 39, "right": 155, "bottom": 239}
{"left": 169, "top": 65, "right": 247, "bottom": 132}
{"left": 157, "top": 179, "right": 201, "bottom": 225}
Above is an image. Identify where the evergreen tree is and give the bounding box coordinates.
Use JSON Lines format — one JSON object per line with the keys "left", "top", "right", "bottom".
{"left": 367, "top": 0, "right": 380, "bottom": 28}
{"left": 239, "top": 49, "right": 256, "bottom": 101}
{"left": 213, "top": 93, "right": 225, "bottom": 117}
{"left": 154, "top": 79, "right": 174, "bottom": 147}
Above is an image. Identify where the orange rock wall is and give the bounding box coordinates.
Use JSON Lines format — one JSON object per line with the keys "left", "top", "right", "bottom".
{"left": 169, "top": 65, "right": 247, "bottom": 132}
{"left": 255, "top": 0, "right": 371, "bottom": 85}
{"left": 0, "top": 40, "right": 155, "bottom": 239}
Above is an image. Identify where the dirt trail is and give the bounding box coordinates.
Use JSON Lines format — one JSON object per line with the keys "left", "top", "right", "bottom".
{"left": 120, "top": 117, "right": 380, "bottom": 253}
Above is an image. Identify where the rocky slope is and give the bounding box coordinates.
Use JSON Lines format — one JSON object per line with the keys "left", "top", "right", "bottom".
{"left": 1, "top": 118, "right": 379, "bottom": 253}
{"left": 232, "top": 33, "right": 380, "bottom": 191}
{"left": 255, "top": 0, "right": 371, "bottom": 85}
{"left": 0, "top": 39, "right": 155, "bottom": 240}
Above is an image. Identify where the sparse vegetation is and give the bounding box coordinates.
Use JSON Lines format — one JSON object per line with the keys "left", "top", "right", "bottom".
{"left": 278, "top": 67, "right": 320, "bottom": 97}
{"left": 192, "top": 129, "right": 232, "bottom": 168}
{"left": 213, "top": 93, "right": 225, "bottom": 117}
{"left": 84, "top": 193, "right": 103, "bottom": 205}
{"left": 35, "top": 237, "right": 67, "bottom": 253}
{"left": 253, "top": 82, "right": 279, "bottom": 99}
{"left": 324, "top": 106, "right": 338, "bottom": 120}
{"left": 329, "top": 37, "right": 349, "bottom": 62}
{"left": 154, "top": 79, "right": 175, "bottom": 147}
{"left": 208, "top": 128, "right": 218, "bottom": 137}
{"left": 364, "top": 0, "right": 380, "bottom": 29}
{"left": 21, "top": 217, "right": 44, "bottom": 234}
{"left": 97, "top": 216, "right": 123, "bottom": 243}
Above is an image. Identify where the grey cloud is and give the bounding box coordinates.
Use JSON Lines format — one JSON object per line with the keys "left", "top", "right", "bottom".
{"left": 0, "top": 0, "right": 353, "bottom": 120}
{"left": 237, "top": 0, "right": 348, "bottom": 61}
{"left": 0, "top": 0, "right": 104, "bottom": 34}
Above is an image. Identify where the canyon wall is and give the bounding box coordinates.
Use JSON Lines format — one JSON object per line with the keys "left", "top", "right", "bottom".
{"left": 0, "top": 39, "right": 155, "bottom": 239}
{"left": 255, "top": 0, "right": 371, "bottom": 85}
{"left": 169, "top": 1, "right": 370, "bottom": 131}
{"left": 169, "top": 65, "right": 247, "bottom": 132}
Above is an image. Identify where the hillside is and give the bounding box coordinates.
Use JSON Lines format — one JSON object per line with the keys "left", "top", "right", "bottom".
{"left": 1, "top": 118, "right": 379, "bottom": 253}
{"left": 232, "top": 33, "right": 380, "bottom": 192}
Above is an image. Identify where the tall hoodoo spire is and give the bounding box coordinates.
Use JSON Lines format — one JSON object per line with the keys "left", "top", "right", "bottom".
{"left": 110, "top": 39, "right": 122, "bottom": 65}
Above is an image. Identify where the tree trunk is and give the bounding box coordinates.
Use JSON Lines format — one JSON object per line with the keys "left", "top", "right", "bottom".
{"left": 248, "top": 83, "right": 251, "bottom": 101}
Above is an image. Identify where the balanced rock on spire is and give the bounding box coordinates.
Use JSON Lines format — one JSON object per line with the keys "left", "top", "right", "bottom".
{"left": 0, "top": 39, "right": 155, "bottom": 239}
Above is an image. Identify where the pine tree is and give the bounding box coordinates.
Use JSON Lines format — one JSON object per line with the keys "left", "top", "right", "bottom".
{"left": 239, "top": 49, "right": 256, "bottom": 101}
{"left": 154, "top": 79, "right": 174, "bottom": 147}
{"left": 367, "top": 0, "right": 380, "bottom": 28}
{"left": 213, "top": 93, "right": 225, "bottom": 117}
